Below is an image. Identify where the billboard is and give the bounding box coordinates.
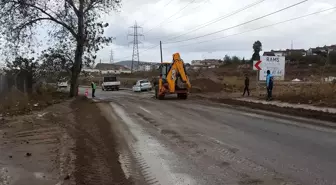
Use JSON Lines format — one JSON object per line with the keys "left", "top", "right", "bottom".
{"left": 259, "top": 56, "right": 285, "bottom": 81}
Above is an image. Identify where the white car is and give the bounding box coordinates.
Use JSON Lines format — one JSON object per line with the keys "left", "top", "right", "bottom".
{"left": 132, "top": 79, "right": 152, "bottom": 92}
{"left": 57, "top": 81, "right": 68, "bottom": 88}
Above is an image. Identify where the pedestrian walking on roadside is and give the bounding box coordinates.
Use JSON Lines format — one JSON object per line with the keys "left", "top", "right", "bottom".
{"left": 266, "top": 70, "right": 274, "bottom": 101}
{"left": 91, "top": 81, "right": 96, "bottom": 98}
{"left": 243, "top": 74, "right": 250, "bottom": 96}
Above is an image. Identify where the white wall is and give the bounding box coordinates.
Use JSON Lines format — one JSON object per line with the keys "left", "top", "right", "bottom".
{"left": 81, "top": 68, "right": 131, "bottom": 74}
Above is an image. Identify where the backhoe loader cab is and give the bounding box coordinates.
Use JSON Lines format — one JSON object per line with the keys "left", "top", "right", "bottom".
{"left": 155, "top": 53, "right": 191, "bottom": 100}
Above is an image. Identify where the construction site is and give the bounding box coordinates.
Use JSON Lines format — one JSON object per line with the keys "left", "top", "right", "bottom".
{"left": 1, "top": 0, "right": 336, "bottom": 185}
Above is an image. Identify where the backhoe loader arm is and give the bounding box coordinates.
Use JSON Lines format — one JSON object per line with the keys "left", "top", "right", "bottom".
{"left": 166, "top": 53, "right": 191, "bottom": 92}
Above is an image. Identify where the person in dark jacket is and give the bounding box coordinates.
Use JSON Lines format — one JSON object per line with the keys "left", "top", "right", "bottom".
{"left": 91, "top": 81, "right": 96, "bottom": 98}
{"left": 243, "top": 74, "right": 250, "bottom": 96}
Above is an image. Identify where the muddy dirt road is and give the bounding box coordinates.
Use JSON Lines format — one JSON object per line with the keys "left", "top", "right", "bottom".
{"left": 0, "top": 99, "right": 132, "bottom": 185}
{"left": 87, "top": 88, "right": 336, "bottom": 185}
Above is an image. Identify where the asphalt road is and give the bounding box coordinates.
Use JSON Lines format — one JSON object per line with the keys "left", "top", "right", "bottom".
{"left": 85, "top": 88, "right": 336, "bottom": 185}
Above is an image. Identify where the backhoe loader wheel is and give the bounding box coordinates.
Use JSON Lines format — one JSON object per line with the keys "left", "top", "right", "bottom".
{"left": 155, "top": 86, "right": 158, "bottom": 99}
{"left": 156, "top": 92, "right": 165, "bottom": 100}
{"left": 177, "top": 93, "right": 188, "bottom": 100}
{"left": 155, "top": 86, "right": 165, "bottom": 100}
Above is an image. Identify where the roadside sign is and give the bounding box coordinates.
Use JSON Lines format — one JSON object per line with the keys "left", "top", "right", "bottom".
{"left": 253, "top": 60, "right": 262, "bottom": 70}
{"left": 259, "top": 56, "right": 285, "bottom": 81}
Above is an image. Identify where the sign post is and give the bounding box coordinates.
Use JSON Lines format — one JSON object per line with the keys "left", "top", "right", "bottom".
{"left": 254, "top": 56, "right": 285, "bottom": 97}
{"left": 253, "top": 60, "right": 262, "bottom": 96}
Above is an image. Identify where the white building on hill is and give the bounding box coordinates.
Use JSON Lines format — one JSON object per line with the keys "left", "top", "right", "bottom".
{"left": 82, "top": 63, "right": 131, "bottom": 74}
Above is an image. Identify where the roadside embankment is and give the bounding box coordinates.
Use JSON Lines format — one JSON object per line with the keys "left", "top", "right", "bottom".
{"left": 192, "top": 94, "right": 336, "bottom": 126}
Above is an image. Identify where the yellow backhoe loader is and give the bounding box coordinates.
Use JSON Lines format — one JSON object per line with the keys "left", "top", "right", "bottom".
{"left": 154, "top": 53, "right": 191, "bottom": 100}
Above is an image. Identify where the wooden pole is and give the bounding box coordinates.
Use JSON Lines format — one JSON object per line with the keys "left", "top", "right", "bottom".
{"left": 160, "top": 41, "right": 163, "bottom": 63}
{"left": 256, "top": 70, "right": 259, "bottom": 96}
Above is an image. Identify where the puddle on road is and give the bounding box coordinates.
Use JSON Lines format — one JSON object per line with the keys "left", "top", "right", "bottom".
{"left": 111, "top": 102, "right": 197, "bottom": 185}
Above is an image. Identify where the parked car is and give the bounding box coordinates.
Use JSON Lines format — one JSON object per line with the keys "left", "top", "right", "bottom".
{"left": 102, "top": 76, "right": 120, "bottom": 91}
{"left": 57, "top": 81, "right": 68, "bottom": 88}
{"left": 132, "top": 79, "right": 152, "bottom": 92}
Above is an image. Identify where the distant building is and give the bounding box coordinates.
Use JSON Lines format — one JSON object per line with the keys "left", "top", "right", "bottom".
{"left": 137, "top": 63, "right": 160, "bottom": 71}
{"left": 270, "top": 50, "right": 286, "bottom": 57}
{"left": 307, "top": 45, "right": 336, "bottom": 56}
{"left": 324, "top": 76, "right": 336, "bottom": 82}
{"left": 264, "top": 49, "right": 306, "bottom": 57}
{"left": 286, "top": 49, "right": 306, "bottom": 56}
{"left": 185, "top": 63, "right": 191, "bottom": 70}
{"left": 95, "top": 63, "right": 129, "bottom": 71}
{"left": 191, "top": 60, "right": 202, "bottom": 65}
{"left": 82, "top": 63, "right": 131, "bottom": 74}
{"left": 263, "top": 51, "right": 275, "bottom": 56}
{"left": 237, "top": 64, "right": 251, "bottom": 69}
{"left": 190, "top": 59, "right": 221, "bottom": 69}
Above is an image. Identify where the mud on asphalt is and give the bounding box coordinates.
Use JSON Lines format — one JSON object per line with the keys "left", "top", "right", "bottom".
{"left": 0, "top": 97, "right": 132, "bottom": 185}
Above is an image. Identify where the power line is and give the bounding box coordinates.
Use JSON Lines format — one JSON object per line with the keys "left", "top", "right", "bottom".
{"left": 115, "top": 6, "right": 335, "bottom": 61}
{"left": 114, "top": 44, "right": 160, "bottom": 61}
{"left": 140, "top": 0, "right": 176, "bottom": 27}
{"left": 163, "top": 0, "right": 266, "bottom": 41}
{"left": 165, "top": 0, "right": 209, "bottom": 24}
{"left": 163, "top": 7, "right": 336, "bottom": 49}
{"left": 144, "top": 0, "right": 197, "bottom": 34}
{"left": 163, "top": 0, "right": 308, "bottom": 44}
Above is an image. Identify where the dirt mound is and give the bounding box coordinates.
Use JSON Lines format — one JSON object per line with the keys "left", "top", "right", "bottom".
{"left": 0, "top": 88, "right": 68, "bottom": 116}
{"left": 191, "top": 78, "right": 223, "bottom": 93}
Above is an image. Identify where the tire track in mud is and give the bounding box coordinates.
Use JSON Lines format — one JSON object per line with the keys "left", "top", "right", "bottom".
{"left": 102, "top": 102, "right": 160, "bottom": 185}
{"left": 117, "top": 146, "right": 160, "bottom": 185}
{"left": 109, "top": 102, "right": 198, "bottom": 185}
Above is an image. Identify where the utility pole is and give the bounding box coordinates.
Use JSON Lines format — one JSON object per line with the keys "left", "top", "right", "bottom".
{"left": 160, "top": 41, "right": 163, "bottom": 63}
{"left": 128, "top": 21, "right": 144, "bottom": 73}
{"left": 109, "top": 37, "right": 116, "bottom": 64}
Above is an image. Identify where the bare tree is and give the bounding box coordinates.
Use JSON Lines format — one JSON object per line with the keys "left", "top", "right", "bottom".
{"left": 0, "top": 0, "right": 121, "bottom": 96}
{"left": 39, "top": 46, "right": 73, "bottom": 82}
{"left": 39, "top": 43, "right": 96, "bottom": 82}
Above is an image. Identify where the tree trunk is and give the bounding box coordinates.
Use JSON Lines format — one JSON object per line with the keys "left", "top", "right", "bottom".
{"left": 69, "top": 6, "right": 84, "bottom": 97}
{"left": 69, "top": 42, "right": 83, "bottom": 97}
{"left": 26, "top": 72, "right": 33, "bottom": 94}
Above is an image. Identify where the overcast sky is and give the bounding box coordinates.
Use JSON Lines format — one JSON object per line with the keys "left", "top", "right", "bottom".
{"left": 1, "top": 0, "right": 335, "bottom": 65}
{"left": 95, "top": 0, "right": 336, "bottom": 63}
